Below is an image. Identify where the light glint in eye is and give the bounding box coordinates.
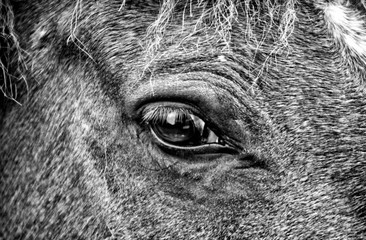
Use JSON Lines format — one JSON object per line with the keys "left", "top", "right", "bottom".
{"left": 142, "top": 106, "right": 223, "bottom": 147}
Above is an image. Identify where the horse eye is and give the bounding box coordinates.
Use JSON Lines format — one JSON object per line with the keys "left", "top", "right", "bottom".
{"left": 149, "top": 110, "right": 223, "bottom": 146}
{"left": 141, "top": 105, "right": 227, "bottom": 151}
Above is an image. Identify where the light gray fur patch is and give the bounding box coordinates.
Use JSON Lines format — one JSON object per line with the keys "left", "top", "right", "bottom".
{"left": 317, "top": 1, "right": 366, "bottom": 89}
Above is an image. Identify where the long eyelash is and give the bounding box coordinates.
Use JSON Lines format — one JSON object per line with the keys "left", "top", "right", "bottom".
{"left": 141, "top": 106, "right": 193, "bottom": 124}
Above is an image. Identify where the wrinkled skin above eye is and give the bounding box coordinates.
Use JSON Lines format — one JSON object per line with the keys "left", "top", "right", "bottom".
{"left": 1, "top": 0, "right": 366, "bottom": 240}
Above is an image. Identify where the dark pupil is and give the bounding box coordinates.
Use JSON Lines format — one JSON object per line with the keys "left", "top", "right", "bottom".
{"left": 152, "top": 113, "right": 198, "bottom": 145}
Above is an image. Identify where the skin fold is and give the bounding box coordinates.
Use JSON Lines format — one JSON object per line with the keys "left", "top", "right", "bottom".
{"left": 1, "top": 0, "right": 366, "bottom": 239}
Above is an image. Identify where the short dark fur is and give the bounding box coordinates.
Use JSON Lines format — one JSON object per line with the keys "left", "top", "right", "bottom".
{"left": 1, "top": 0, "right": 366, "bottom": 239}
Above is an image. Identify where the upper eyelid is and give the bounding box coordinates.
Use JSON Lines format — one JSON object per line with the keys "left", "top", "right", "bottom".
{"left": 141, "top": 106, "right": 194, "bottom": 124}
{"left": 139, "top": 103, "right": 205, "bottom": 124}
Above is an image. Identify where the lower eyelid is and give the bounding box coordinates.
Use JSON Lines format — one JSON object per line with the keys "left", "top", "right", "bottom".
{"left": 149, "top": 126, "right": 238, "bottom": 155}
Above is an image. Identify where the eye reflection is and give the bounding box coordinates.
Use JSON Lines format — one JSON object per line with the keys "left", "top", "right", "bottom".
{"left": 141, "top": 106, "right": 224, "bottom": 147}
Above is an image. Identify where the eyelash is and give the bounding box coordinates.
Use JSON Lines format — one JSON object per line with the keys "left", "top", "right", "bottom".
{"left": 141, "top": 106, "right": 194, "bottom": 125}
